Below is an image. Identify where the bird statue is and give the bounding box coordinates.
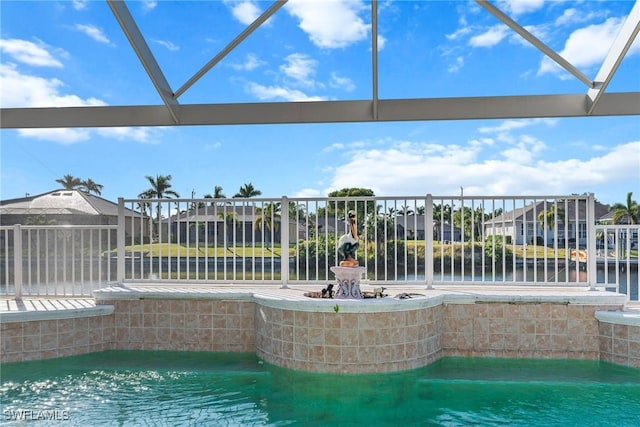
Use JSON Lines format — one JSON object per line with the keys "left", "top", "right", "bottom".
{"left": 338, "top": 210, "right": 359, "bottom": 267}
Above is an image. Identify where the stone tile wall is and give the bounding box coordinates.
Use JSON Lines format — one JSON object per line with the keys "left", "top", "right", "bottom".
{"left": 254, "top": 305, "right": 443, "bottom": 373}
{"left": 599, "top": 321, "right": 640, "bottom": 368}
{"left": 102, "top": 299, "right": 255, "bottom": 352}
{"left": 2, "top": 297, "right": 638, "bottom": 371}
{"left": 1, "top": 316, "right": 113, "bottom": 363}
{"left": 442, "top": 303, "right": 612, "bottom": 361}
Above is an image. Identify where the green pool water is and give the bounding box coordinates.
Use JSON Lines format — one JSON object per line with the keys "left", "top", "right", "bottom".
{"left": 2, "top": 351, "right": 639, "bottom": 426}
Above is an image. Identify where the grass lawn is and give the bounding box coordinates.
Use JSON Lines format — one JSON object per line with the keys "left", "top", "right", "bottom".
{"left": 121, "top": 243, "right": 283, "bottom": 257}
{"left": 122, "top": 241, "right": 583, "bottom": 260}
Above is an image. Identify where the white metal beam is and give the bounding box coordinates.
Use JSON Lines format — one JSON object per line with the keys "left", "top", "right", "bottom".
{"left": 372, "top": 0, "right": 379, "bottom": 120}
{"left": 3, "top": 93, "right": 638, "bottom": 128}
{"left": 587, "top": 0, "right": 640, "bottom": 114}
{"left": 476, "top": 0, "right": 594, "bottom": 88}
{"left": 174, "top": 0, "right": 288, "bottom": 99}
{"left": 107, "top": 0, "right": 179, "bottom": 123}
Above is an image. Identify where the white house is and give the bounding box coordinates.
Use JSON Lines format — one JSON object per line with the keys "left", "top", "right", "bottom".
{"left": 483, "top": 200, "right": 610, "bottom": 246}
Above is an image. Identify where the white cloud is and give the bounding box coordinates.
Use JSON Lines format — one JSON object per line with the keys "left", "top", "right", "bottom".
{"left": 499, "top": 135, "right": 546, "bottom": 164}
{"left": 497, "top": 0, "right": 545, "bottom": 17}
{"left": 538, "top": 17, "right": 630, "bottom": 76}
{"left": 231, "top": 53, "right": 265, "bottom": 71}
{"left": 75, "top": 24, "right": 110, "bottom": 44}
{"left": 227, "top": 1, "right": 261, "bottom": 25}
{"left": 203, "top": 142, "right": 223, "bottom": 151}
{"left": 96, "top": 127, "right": 163, "bottom": 144}
{"left": 16, "top": 123, "right": 161, "bottom": 146}
{"left": 324, "top": 137, "right": 640, "bottom": 198}
{"left": 377, "top": 34, "right": 386, "bottom": 51}
{"left": 285, "top": 0, "right": 369, "bottom": 49}
{"left": 329, "top": 72, "right": 355, "bottom": 92}
{"left": 325, "top": 140, "right": 481, "bottom": 196}
{"left": 245, "top": 82, "right": 325, "bottom": 101}
{"left": 507, "top": 24, "right": 549, "bottom": 48}
{"left": 152, "top": 39, "right": 179, "bottom": 51}
{"left": 0, "top": 63, "right": 105, "bottom": 108}
{"left": 293, "top": 188, "right": 323, "bottom": 198}
{"left": 446, "top": 27, "right": 471, "bottom": 41}
{"left": 478, "top": 118, "right": 558, "bottom": 133}
{"left": 280, "top": 53, "right": 317, "bottom": 85}
{"left": 72, "top": 1, "right": 88, "bottom": 11}
{"left": 323, "top": 142, "right": 345, "bottom": 152}
{"left": 1, "top": 62, "right": 160, "bottom": 144}
{"left": 554, "top": 8, "right": 606, "bottom": 27}
{"left": 321, "top": 105, "right": 640, "bottom": 198}
{"left": 447, "top": 56, "right": 464, "bottom": 73}
{"left": 0, "top": 38, "right": 63, "bottom": 67}
{"left": 142, "top": 1, "right": 157, "bottom": 13}
{"left": 469, "top": 24, "right": 509, "bottom": 48}
{"left": 17, "top": 128, "right": 91, "bottom": 145}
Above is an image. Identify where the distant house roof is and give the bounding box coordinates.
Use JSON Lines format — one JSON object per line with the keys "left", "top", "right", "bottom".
{"left": 166, "top": 204, "right": 262, "bottom": 223}
{"left": 486, "top": 200, "right": 611, "bottom": 225}
{"left": 0, "top": 189, "right": 140, "bottom": 217}
{"left": 395, "top": 215, "right": 462, "bottom": 232}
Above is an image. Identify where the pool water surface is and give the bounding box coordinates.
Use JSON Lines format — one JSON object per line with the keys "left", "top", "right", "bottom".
{"left": 2, "top": 351, "right": 639, "bottom": 426}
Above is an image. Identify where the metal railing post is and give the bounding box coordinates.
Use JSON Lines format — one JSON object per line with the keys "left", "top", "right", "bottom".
{"left": 586, "top": 193, "right": 597, "bottom": 290}
{"left": 425, "top": 194, "right": 434, "bottom": 289}
{"left": 117, "top": 198, "right": 125, "bottom": 284}
{"left": 280, "top": 196, "right": 290, "bottom": 288}
{"left": 13, "top": 224, "right": 22, "bottom": 298}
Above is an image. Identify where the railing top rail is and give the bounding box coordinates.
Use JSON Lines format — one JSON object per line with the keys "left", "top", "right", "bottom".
{"left": 121, "top": 194, "right": 591, "bottom": 203}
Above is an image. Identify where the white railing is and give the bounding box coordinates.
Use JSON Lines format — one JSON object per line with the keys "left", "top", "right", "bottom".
{"left": 116, "top": 194, "right": 638, "bottom": 299}
{"left": 1, "top": 224, "right": 117, "bottom": 297}
{"left": 593, "top": 224, "right": 639, "bottom": 300}
{"left": 2, "top": 195, "right": 638, "bottom": 301}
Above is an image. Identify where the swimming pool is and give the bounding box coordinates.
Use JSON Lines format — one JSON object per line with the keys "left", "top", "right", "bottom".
{"left": 2, "top": 351, "right": 639, "bottom": 426}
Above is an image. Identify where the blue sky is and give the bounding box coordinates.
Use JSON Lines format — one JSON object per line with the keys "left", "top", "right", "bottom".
{"left": 1, "top": 0, "right": 638, "bottom": 205}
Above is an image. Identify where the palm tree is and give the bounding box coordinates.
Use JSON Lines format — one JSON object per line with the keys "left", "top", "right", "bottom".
{"left": 55, "top": 175, "right": 104, "bottom": 195}
{"left": 537, "top": 202, "right": 566, "bottom": 230}
{"left": 610, "top": 192, "right": 639, "bottom": 224}
{"left": 217, "top": 210, "right": 238, "bottom": 250}
{"left": 81, "top": 178, "right": 103, "bottom": 195}
{"left": 139, "top": 174, "right": 180, "bottom": 224}
{"left": 536, "top": 202, "right": 566, "bottom": 246}
{"left": 433, "top": 203, "right": 453, "bottom": 224}
{"left": 204, "top": 185, "right": 227, "bottom": 206}
{"left": 289, "top": 201, "right": 307, "bottom": 225}
{"left": 205, "top": 185, "right": 226, "bottom": 199}
{"left": 234, "top": 183, "right": 261, "bottom": 198}
{"left": 255, "top": 202, "right": 281, "bottom": 243}
{"left": 55, "top": 174, "right": 82, "bottom": 190}
{"left": 397, "top": 205, "right": 414, "bottom": 216}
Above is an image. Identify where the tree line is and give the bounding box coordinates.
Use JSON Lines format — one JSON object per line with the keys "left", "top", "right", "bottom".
{"left": 53, "top": 174, "right": 639, "bottom": 225}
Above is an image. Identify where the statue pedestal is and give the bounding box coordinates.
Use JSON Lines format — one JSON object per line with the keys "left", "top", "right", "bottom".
{"left": 330, "top": 266, "right": 366, "bottom": 299}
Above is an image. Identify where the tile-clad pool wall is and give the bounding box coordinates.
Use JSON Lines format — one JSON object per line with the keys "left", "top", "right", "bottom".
{"left": 254, "top": 305, "right": 443, "bottom": 373}
{"left": 1, "top": 297, "right": 637, "bottom": 369}
{"left": 442, "top": 303, "right": 610, "bottom": 360}
{"left": 599, "top": 322, "right": 640, "bottom": 367}
{"left": 0, "top": 316, "right": 113, "bottom": 363}
{"left": 102, "top": 299, "right": 256, "bottom": 352}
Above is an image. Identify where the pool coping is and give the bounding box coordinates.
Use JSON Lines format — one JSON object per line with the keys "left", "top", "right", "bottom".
{"left": 595, "top": 309, "right": 640, "bottom": 326}
{"left": 92, "top": 283, "right": 629, "bottom": 305}
{"left": 0, "top": 298, "right": 114, "bottom": 323}
{"left": 1, "top": 284, "right": 631, "bottom": 319}
{"left": 89, "top": 284, "right": 638, "bottom": 327}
